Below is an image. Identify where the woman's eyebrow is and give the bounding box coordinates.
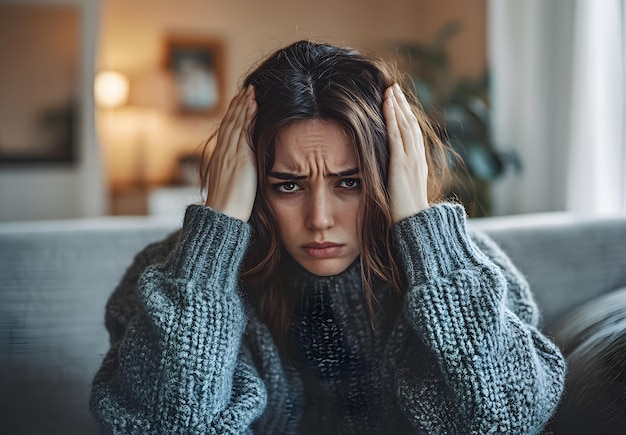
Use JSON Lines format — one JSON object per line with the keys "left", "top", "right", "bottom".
{"left": 268, "top": 171, "right": 307, "bottom": 180}
{"left": 268, "top": 168, "right": 359, "bottom": 180}
{"left": 328, "top": 168, "right": 359, "bottom": 177}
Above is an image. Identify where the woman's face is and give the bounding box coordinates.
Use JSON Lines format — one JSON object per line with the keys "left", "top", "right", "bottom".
{"left": 266, "top": 119, "right": 363, "bottom": 276}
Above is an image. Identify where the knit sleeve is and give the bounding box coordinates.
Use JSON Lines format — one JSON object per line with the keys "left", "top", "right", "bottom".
{"left": 89, "top": 205, "right": 267, "bottom": 434}
{"left": 391, "top": 203, "right": 566, "bottom": 434}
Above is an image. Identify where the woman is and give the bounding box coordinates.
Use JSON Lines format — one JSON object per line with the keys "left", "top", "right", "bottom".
{"left": 90, "top": 40, "right": 565, "bottom": 434}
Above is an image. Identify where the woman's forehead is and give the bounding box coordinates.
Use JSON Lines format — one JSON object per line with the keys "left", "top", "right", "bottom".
{"left": 272, "top": 119, "right": 357, "bottom": 172}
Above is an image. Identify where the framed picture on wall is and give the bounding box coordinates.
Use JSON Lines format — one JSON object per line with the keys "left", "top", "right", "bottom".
{"left": 164, "top": 36, "right": 226, "bottom": 116}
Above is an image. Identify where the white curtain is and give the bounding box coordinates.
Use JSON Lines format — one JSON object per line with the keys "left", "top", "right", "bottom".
{"left": 488, "top": 0, "right": 625, "bottom": 216}
{"left": 567, "top": 0, "right": 625, "bottom": 214}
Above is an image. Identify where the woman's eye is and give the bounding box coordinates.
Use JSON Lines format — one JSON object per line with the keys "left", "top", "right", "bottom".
{"left": 339, "top": 178, "right": 361, "bottom": 189}
{"left": 275, "top": 182, "right": 302, "bottom": 193}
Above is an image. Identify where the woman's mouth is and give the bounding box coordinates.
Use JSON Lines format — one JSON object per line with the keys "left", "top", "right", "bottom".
{"left": 301, "top": 242, "right": 344, "bottom": 259}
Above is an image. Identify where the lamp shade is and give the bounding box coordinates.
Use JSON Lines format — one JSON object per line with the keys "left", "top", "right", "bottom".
{"left": 94, "top": 71, "right": 129, "bottom": 108}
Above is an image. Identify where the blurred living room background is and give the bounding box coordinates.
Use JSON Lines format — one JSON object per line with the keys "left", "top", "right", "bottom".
{"left": 0, "top": 0, "right": 624, "bottom": 222}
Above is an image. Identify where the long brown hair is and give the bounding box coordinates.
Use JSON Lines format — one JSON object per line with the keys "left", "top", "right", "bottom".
{"left": 201, "top": 40, "right": 449, "bottom": 343}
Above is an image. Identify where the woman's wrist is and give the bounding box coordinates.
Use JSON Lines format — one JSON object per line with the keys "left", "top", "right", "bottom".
{"left": 165, "top": 205, "right": 251, "bottom": 285}
{"left": 393, "top": 203, "right": 485, "bottom": 284}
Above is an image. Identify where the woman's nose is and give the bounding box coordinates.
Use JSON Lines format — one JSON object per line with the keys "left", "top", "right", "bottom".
{"left": 306, "top": 189, "right": 334, "bottom": 230}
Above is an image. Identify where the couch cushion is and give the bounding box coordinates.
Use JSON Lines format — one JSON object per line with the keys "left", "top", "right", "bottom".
{"left": 547, "top": 287, "right": 626, "bottom": 434}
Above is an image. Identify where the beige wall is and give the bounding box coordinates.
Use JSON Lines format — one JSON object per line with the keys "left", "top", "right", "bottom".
{"left": 0, "top": 0, "right": 104, "bottom": 222}
{"left": 98, "top": 0, "right": 486, "bottom": 187}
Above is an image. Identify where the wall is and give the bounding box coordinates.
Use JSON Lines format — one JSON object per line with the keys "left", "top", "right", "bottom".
{"left": 97, "top": 0, "right": 487, "bottom": 189}
{"left": 0, "top": 0, "right": 487, "bottom": 221}
{"left": 0, "top": 0, "right": 105, "bottom": 222}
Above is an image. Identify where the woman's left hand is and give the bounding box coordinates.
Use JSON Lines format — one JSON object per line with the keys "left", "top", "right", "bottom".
{"left": 383, "top": 83, "right": 430, "bottom": 222}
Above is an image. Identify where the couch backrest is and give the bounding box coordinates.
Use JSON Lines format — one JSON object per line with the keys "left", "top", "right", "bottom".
{"left": 0, "top": 216, "right": 179, "bottom": 434}
{"left": 472, "top": 213, "right": 626, "bottom": 328}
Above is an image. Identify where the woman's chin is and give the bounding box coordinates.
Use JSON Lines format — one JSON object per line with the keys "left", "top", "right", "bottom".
{"left": 296, "top": 257, "right": 356, "bottom": 277}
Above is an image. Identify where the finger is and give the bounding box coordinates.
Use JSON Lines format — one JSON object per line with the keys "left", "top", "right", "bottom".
{"left": 231, "top": 86, "right": 254, "bottom": 152}
{"left": 392, "top": 85, "right": 418, "bottom": 151}
{"left": 218, "top": 87, "right": 249, "bottom": 151}
{"left": 392, "top": 84, "right": 414, "bottom": 118}
{"left": 393, "top": 84, "right": 424, "bottom": 154}
{"left": 219, "top": 88, "right": 244, "bottom": 134}
{"left": 383, "top": 87, "right": 404, "bottom": 159}
{"left": 390, "top": 87, "right": 415, "bottom": 155}
{"left": 245, "top": 88, "right": 257, "bottom": 150}
{"left": 236, "top": 89, "right": 257, "bottom": 153}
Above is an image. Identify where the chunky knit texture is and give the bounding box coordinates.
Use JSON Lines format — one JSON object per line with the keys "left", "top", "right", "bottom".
{"left": 90, "top": 203, "right": 566, "bottom": 434}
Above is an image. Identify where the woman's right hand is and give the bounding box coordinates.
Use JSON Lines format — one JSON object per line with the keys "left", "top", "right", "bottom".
{"left": 205, "top": 85, "right": 257, "bottom": 222}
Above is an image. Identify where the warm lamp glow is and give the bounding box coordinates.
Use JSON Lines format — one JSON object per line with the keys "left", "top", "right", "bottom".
{"left": 94, "top": 71, "right": 129, "bottom": 108}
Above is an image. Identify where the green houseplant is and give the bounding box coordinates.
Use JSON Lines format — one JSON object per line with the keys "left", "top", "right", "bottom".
{"left": 392, "top": 21, "right": 519, "bottom": 217}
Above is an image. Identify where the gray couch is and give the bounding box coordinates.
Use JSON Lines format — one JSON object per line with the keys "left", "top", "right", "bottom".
{"left": 1, "top": 211, "right": 625, "bottom": 434}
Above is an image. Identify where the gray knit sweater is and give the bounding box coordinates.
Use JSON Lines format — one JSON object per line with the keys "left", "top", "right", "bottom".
{"left": 90, "top": 203, "right": 565, "bottom": 434}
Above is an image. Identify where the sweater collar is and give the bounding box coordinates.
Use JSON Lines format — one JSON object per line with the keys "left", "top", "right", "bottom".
{"left": 282, "top": 252, "right": 362, "bottom": 294}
